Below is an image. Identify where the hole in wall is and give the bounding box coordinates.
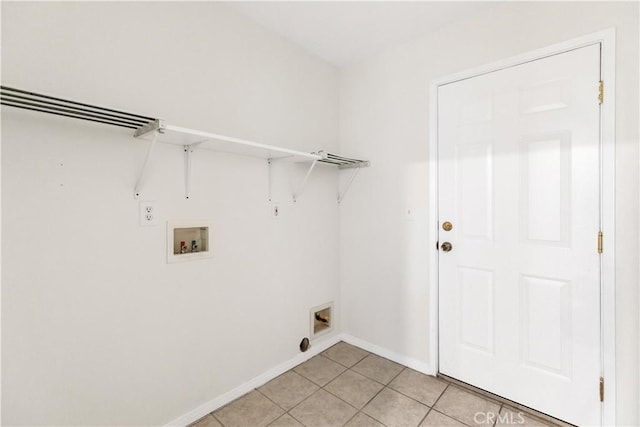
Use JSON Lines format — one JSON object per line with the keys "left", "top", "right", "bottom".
{"left": 310, "top": 302, "right": 333, "bottom": 338}
{"left": 300, "top": 337, "right": 310, "bottom": 352}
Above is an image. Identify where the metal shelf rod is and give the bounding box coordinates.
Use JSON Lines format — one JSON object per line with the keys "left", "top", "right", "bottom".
{"left": 1, "top": 93, "right": 150, "bottom": 125}
{"left": 0, "top": 101, "right": 139, "bottom": 129}
{"left": 1, "top": 96, "right": 146, "bottom": 127}
{"left": 1, "top": 86, "right": 154, "bottom": 121}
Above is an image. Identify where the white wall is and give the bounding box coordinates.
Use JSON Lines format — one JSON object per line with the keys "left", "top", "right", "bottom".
{"left": 1, "top": 3, "right": 340, "bottom": 426}
{"left": 339, "top": 2, "right": 639, "bottom": 425}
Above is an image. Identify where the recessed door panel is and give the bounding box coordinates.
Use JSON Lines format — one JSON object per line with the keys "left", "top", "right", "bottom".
{"left": 521, "top": 135, "right": 571, "bottom": 246}
{"left": 520, "top": 79, "right": 570, "bottom": 115}
{"left": 458, "top": 266, "right": 494, "bottom": 354}
{"left": 458, "top": 142, "right": 493, "bottom": 240}
{"left": 521, "top": 275, "right": 572, "bottom": 378}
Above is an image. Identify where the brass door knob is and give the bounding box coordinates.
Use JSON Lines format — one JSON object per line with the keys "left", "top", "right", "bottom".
{"left": 440, "top": 242, "right": 453, "bottom": 252}
{"left": 442, "top": 221, "right": 453, "bottom": 231}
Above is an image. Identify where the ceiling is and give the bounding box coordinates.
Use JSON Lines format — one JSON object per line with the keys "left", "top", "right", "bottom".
{"left": 230, "top": 1, "right": 495, "bottom": 67}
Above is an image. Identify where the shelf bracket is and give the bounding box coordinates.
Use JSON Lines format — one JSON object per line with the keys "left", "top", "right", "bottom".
{"left": 292, "top": 159, "right": 318, "bottom": 203}
{"left": 133, "top": 130, "right": 159, "bottom": 199}
{"left": 184, "top": 145, "right": 194, "bottom": 200}
{"left": 267, "top": 158, "right": 273, "bottom": 201}
{"left": 338, "top": 166, "right": 361, "bottom": 204}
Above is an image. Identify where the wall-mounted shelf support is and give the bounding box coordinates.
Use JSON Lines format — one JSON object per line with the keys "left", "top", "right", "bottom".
{"left": 184, "top": 145, "right": 194, "bottom": 200}
{"left": 314, "top": 151, "right": 369, "bottom": 204}
{"left": 1, "top": 86, "right": 371, "bottom": 203}
{"left": 267, "top": 158, "right": 275, "bottom": 202}
{"left": 134, "top": 131, "right": 159, "bottom": 199}
{"left": 316, "top": 151, "right": 370, "bottom": 169}
{"left": 293, "top": 159, "right": 318, "bottom": 203}
{"left": 338, "top": 166, "right": 362, "bottom": 204}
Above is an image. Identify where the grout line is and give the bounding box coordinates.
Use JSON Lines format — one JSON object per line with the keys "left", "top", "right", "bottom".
{"left": 429, "top": 408, "right": 473, "bottom": 427}
{"left": 427, "top": 383, "right": 449, "bottom": 413}
{"left": 286, "top": 410, "right": 305, "bottom": 426}
{"left": 438, "top": 374, "right": 566, "bottom": 426}
{"left": 351, "top": 357, "right": 406, "bottom": 387}
{"left": 355, "top": 383, "right": 388, "bottom": 423}
{"left": 317, "top": 386, "right": 359, "bottom": 414}
{"left": 384, "top": 370, "right": 445, "bottom": 412}
{"left": 321, "top": 381, "right": 364, "bottom": 411}
{"left": 423, "top": 384, "right": 477, "bottom": 427}
{"left": 285, "top": 408, "right": 304, "bottom": 425}
{"left": 336, "top": 363, "right": 409, "bottom": 419}
{"left": 317, "top": 352, "right": 364, "bottom": 374}
{"left": 254, "top": 387, "right": 290, "bottom": 414}
{"left": 417, "top": 408, "right": 432, "bottom": 426}
{"left": 415, "top": 385, "right": 447, "bottom": 427}
{"left": 493, "top": 403, "right": 504, "bottom": 427}
{"left": 342, "top": 411, "right": 360, "bottom": 426}
{"left": 289, "top": 387, "right": 325, "bottom": 412}
{"left": 320, "top": 344, "right": 371, "bottom": 369}
{"left": 317, "top": 371, "right": 367, "bottom": 414}
{"left": 211, "top": 411, "right": 225, "bottom": 427}
{"left": 386, "top": 365, "right": 407, "bottom": 385}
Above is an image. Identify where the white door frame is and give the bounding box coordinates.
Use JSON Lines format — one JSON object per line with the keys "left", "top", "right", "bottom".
{"left": 428, "top": 29, "right": 616, "bottom": 426}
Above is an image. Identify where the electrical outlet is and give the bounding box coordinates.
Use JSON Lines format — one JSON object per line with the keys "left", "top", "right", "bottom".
{"left": 139, "top": 201, "right": 157, "bottom": 226}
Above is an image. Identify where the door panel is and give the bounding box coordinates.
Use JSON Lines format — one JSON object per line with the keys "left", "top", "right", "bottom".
{"left": 438, "top": 44, "right": 601, "bottom": 426}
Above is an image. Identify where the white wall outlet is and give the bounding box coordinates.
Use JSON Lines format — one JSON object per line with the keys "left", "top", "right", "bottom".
{"left": 271, "top": 202, "right": 281, "bottom": 220}
{"left": 139, "top": 201, "right": 158, "bottom": 226}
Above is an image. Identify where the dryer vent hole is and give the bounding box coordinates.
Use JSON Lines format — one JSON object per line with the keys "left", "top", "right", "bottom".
{"left": 313, "top": 306, "right": 331, "bottom": 335}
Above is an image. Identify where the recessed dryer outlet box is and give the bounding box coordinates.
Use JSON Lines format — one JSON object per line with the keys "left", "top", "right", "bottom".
{"left": 310, "top": 302, "right": 333, "bottom": 338}
{"left": 167, "top": 220, "right": 212, "bottom": 263}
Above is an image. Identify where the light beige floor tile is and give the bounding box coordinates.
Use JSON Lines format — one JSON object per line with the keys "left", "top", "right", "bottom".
{"left": 322, "top": 342, "right": 370, "bottom": 367}
{"left": 214, "top": 391, "right": 284, "bottom": 427}
{"left": 190, "top": 414, "right": 223, "bottom": 427}
{"left": 420, "top": 410, "right": 466, "bottom": 426}
{"left": 259, "top": 371, "right": 319, "bottom": 410}
{"left": 293, "top": 355, "right": 347, "bottom": 386}
{"left": 325, "top": 369, "right": 384, "bottom": 409}
{"left": 345, "top": 412, "right": 386, "bottom": 427}
{"left": 496, "top": 406, "right": 560, "bottom": 427}
{"left": 433, "top": 386, "right": 500, "bottom": 427}
{"left": 289, "top": 389, "right": 358, "bottom": 426}
{"left": 352, "top": 354, "right": 404, "bottom": 384}
{"left": 269, "top": 413, "right": 303, "bottom": 427}
{"left": 388, "top": 369, "right": 448, "bottom": 406}
{"left": 362, "top": 387, "right": 429, "bottom": 427}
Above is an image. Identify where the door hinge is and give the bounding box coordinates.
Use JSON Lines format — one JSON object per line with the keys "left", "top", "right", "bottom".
{"left": 599, "top": 376, "right": 604, "bottom": 402}
{"left": 598, "top": 81, "right": 604, "bottom": 104}
{"left": 597, "top": 231, "right": 603, "bottom": 254}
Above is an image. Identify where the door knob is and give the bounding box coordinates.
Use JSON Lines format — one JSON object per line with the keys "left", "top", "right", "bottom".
{"left": 440, "top": 242, "right": 453, "bottom": 252}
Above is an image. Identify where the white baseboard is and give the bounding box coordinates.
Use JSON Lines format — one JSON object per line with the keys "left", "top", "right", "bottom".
{"left": 341, "top": 334, "right": 435, "bottom": 376}
{"left": 165, "top": 333, "right": 344, "bottom": 427}
{"left": 165, "top": 333, "right": 435, "bottom": 427}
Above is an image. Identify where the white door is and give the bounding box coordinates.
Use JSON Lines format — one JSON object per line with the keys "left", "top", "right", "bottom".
{"left": 438, "top": 44, "right": 601, "bottom": 426}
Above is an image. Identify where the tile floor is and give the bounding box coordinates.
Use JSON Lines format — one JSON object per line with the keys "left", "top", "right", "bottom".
{"left": 191, "top": 342, "right": 561, "bottom": 427}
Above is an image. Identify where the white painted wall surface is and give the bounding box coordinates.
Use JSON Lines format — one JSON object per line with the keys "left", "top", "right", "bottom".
{"left": 338, "top": 2, "right": 639, "bottom": 425}
{"left": 1, "top": 3, "right": 339, "bottom": 426}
